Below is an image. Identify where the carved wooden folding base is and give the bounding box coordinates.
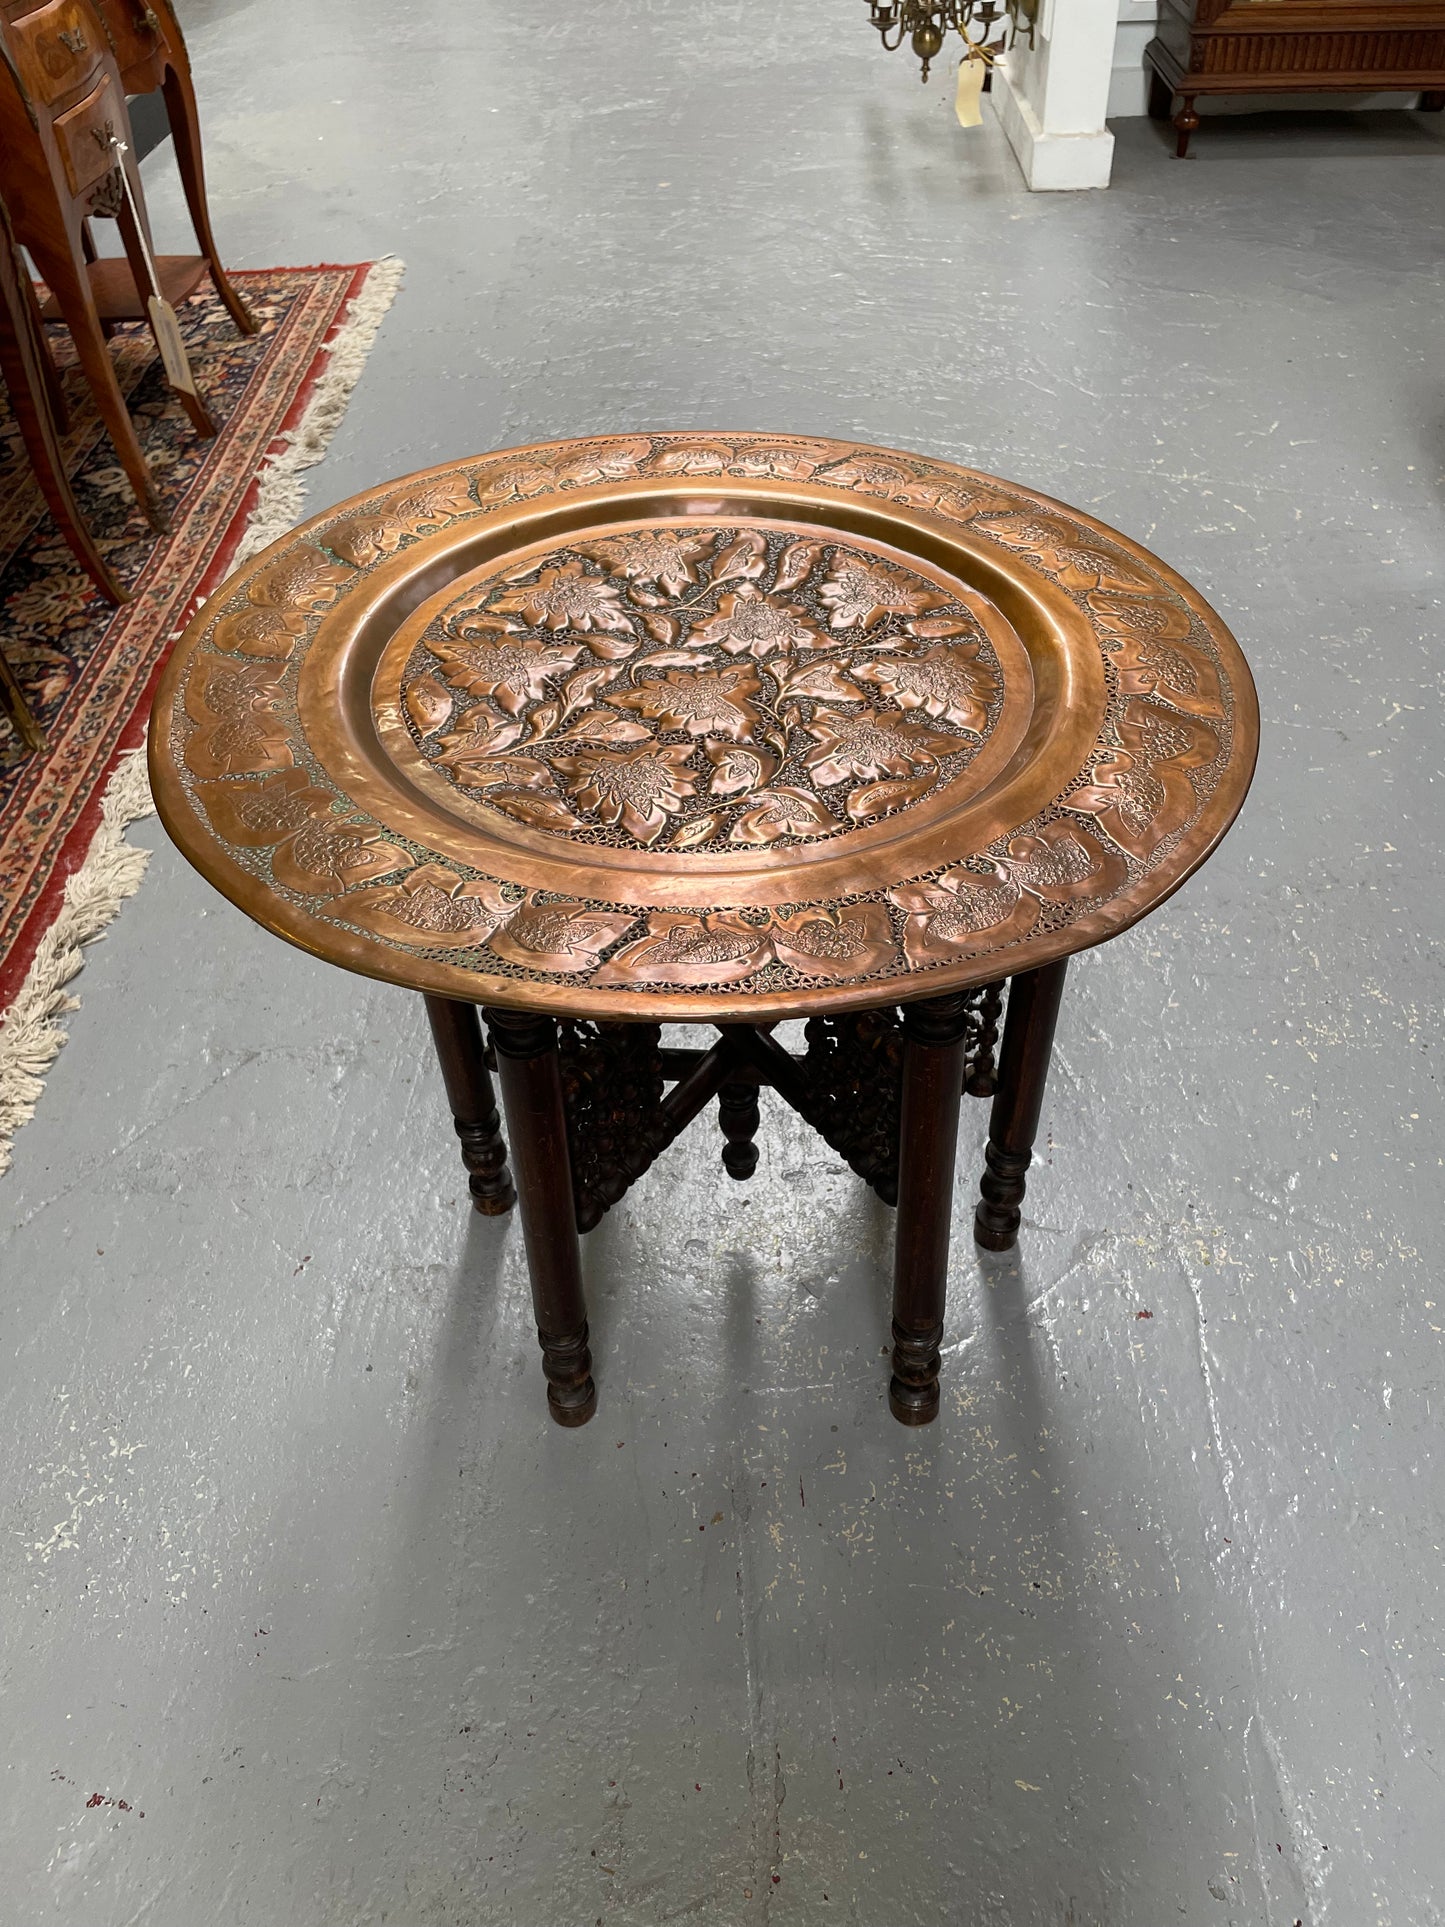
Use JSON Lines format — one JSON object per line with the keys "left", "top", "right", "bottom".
{"left": 425, "top": 968, "right": 1063, "bottom": 1428}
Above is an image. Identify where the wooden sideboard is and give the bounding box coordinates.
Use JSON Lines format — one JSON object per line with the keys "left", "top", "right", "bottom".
{"left": 1145, "top": 0, "right": 1445, "bottom": 154}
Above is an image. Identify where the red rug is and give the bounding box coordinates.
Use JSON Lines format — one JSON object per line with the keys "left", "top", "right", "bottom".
{"left": 0, "top": 260, "right": 398, "bottom": 1014}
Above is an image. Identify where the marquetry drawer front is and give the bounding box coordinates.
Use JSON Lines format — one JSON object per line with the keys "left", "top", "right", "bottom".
{"left": 6, "top": 0, "right": 106, "bottom": 108}
{"left": 52, "top": 72, "right": 122, "bottom": 197}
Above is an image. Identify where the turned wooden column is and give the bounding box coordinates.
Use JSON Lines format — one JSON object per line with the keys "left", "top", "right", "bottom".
{"left": 424, "top": 994, "right": 514, "bottom": 1214}
{"left": 483, "top": 1006, "right": 595, "bottom": 1427}
{"left": 973, "top": 960, "right": 1069, "bottom": 1252}
{"left": 890, "top": 992, "right": 971, "bottom": 1426}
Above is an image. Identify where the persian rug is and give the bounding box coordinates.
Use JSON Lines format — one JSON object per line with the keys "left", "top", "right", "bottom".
{"left": 0, "top": 257, "right": 403, "bottom": 1172}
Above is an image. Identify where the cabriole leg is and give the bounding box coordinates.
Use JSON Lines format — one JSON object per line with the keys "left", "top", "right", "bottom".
{"left": 890, "top": 993, "right": 971, "bottom": 1425}
{"left": 484, "top": 1007, "right": 595, "bottom": 1427}
{"left": 974, "top": 960, "right": 1069, "bottom": 1253}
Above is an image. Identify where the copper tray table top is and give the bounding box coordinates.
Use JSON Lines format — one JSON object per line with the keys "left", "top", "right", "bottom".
{"left": 148, "top": 431, "right": 1258, "bottom": 1022}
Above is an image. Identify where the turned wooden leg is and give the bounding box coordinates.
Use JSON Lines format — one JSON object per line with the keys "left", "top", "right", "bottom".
{"left": 974, "top": 960, "right": 1069, "bottom": 1253}
{"left": 718, "top": 1046, "right": 760, "bottom": 1180}
{"left": 1420, "top": 91, "right": 1445, "bottom": 111}
{"left": 1174, "top": 95, "right": 1199, "bottom": 158}
{"left": 890, "top": 993, "right": 971, "bottom": 1426}
{"left": 161, "top": 66, "right": 257, "bottom": 336}
{"left": 424, "top": 994, "right": 515, "bottom": 1215}
{"left": 484, "top": 1007, "right": 595, "bottom": 1427}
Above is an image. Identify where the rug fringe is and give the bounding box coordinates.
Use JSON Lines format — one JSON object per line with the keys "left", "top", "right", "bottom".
{"left": 234, "top": 254, "right": 406, "bottom": 563}
{"left": 0, "top": 256, "right": 405, "bottom": 1177}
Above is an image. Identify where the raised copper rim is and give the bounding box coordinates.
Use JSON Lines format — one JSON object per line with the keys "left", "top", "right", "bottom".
{"left": 148, "top": 433, "right": 1260, "bottom": 1022}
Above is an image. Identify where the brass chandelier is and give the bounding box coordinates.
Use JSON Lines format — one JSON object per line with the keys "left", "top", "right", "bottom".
{"left": 863, "top": 0, "right": 1038, "bottom": 82}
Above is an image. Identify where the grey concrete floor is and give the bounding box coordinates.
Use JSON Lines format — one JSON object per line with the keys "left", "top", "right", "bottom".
{"left": 3, "top": 4, "right": 1443, "bottom": 1923}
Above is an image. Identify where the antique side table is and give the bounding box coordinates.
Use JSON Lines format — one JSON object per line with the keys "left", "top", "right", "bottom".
{"left": 147, "top": 433, "right": 1258, "bottom": 1428}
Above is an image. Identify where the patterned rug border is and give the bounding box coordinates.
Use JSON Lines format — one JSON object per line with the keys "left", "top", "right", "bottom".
{"left": 0, "top": 256, "right": 404, "bottom": 1176}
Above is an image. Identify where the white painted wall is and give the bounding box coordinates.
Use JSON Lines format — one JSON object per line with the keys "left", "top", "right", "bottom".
{"left": 995, "top": 0, "right": 1118, "bottom": 188}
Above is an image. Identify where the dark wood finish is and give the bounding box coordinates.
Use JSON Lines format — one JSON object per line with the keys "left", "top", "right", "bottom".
{"left": 484, "top": 1006, "right": 596, "bottom": 1427}
{"left": 1145, "top": 0, "right": 1445, "bottom": 156}
{"left": 974, "top": 960, "right": 1069, "bottom": 1252}
{"left": 147, "top": 435, "right": 1260, "bottom": 1427}
{"left": 890, "top": 994, "right": 972, "bottom": 1425}
{"left": 0, "top": 187, "right": 124, "bottom": 621}
{"left": 424, "top": 993, "right": 515, "bottom": 1216}
{"left": 93, "top": 0, "right": 255, "bottom": 336}
{"left": 717, "top": 1026, "right": 761, "bottom": 1179}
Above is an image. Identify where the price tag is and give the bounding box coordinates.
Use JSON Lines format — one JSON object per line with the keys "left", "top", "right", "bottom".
{"left": 147, "top": 293, "right": 198, "bottom": 396}
{"left": 955, "top": 52, "right": 986, "bottom": 129}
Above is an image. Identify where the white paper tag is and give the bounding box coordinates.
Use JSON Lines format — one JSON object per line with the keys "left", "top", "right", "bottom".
{"left": 147, "top": 294, "right": 198, "bottom": 396}
{"left": 955, "top": 54, "right": 986, "bottom": 129}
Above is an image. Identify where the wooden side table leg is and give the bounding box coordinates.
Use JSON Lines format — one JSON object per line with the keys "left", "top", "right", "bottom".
{"left": 890, "top": 993, "right": 971, "bottom": 1426}
{"left": 718, "top": 1077, "right": 760, "bottom": 1179}
{"left": 160, "top": 66, "right": 258, "bottom": 337}
{"left": 974, "top": 960, "right": 1069, "bottom": 1253}
{"left": 484, "top": 1007, "right": 596, "bottom": 1428}
{"left": 424, "top": 994, "right": 515, "bottom": 1215}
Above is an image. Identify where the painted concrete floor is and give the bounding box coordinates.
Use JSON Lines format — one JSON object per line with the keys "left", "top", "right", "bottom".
{"left": 3, "top": 4, "right": 1443, "bottom": 1923}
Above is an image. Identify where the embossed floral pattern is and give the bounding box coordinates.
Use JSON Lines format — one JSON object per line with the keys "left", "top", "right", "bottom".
{"left": 551, "top": 742, "right": 699, "bottom": 844}
{"left": 397, "top": 524, "right": 999, "bottom": 853}
{"left": 691, "top": 585, "right": 825, "bottom": 660}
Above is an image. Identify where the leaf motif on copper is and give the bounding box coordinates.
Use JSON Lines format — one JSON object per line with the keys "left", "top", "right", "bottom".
{"left": 1069, "top": 700, "right": 1220, "bottom": 860}
{"left": 404, "top": 674, "right": 453, "bottom": 737}
{"left": 706, "top": 741, "right": 776, "bottom": 798}
{"left": 195, "top": 767, "right": 408, "bottom": 896}
{"left": 803, "top": 708, "right": 958, "bottom": 787}
{"left": 691, "top": 585, "right": 826, "bottom": 661}
{"left": 210, "top": 605, "right": 306, "bottom": 659}
{"left": 430, "top": 635, "right": 585, "bottom": 714}
{"left": 891, "top": 867, "right": 1041, "bottom": 968}
{"left": 334, "top": 865, "right": 513, "bottom": 948}
{"left": 851, "top": 643, "right": 996, "bottom": 733}
{"left": 594, "top": 912, "right": 771, "bottom": 986}
{"left": 586, "top": 529, "right": 713, "bottom": 595}
{"left": 647, "top": 440, "right": 733, "bottom": 475}
{"left": 608, "top": 666, "right": 761, "bottom": 741}
{"left": 818, "top": 556, "right": 946, "bottom": 632}
{"left": 492, "top": 558, "right": 635, "bottom": 635}
{"left": 487, "top": 898, "right": 635, "bottom": 973}
{"left": 1087, "top": 591, "right": 1224, "bottom": 719}
{"left": 183, "top": 656, "right": 292, "bottom": 778}
{"left": 728, "top": 787, "right": 837, "bottom": 845}
{"left": 770, "top": 904, "right": 897, "bottom": 980}
{"left": 999, "top": 819, "right": 1127, "bottom": 904}
{"left": 551, "top": 743, "right": 699, "bottom": 844}
{"left": 246, "top": 545, "right": 353, "bottom": 613}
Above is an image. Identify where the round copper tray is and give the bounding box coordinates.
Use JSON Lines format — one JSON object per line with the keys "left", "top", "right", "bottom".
{"left": 148, "top": 432, "right": 1259, "bottom": 1021}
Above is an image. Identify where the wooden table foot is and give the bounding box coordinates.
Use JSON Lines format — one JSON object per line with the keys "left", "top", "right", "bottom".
{"left": 974, "top": 961, "right": 1069, "bottom": 1252}
{"left": 485, "top": 1007, "right": 596, "bottom": 1427}
{"left": 424, "top": 994, "right": 515, "bottom": 1214}
{"left": 890, "top": 994, "right": 971, "bottom": 1425}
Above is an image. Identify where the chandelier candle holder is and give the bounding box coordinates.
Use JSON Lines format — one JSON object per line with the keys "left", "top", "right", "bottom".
{"left": 863, "top": 0, "right": 1038, "bottom": 81}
